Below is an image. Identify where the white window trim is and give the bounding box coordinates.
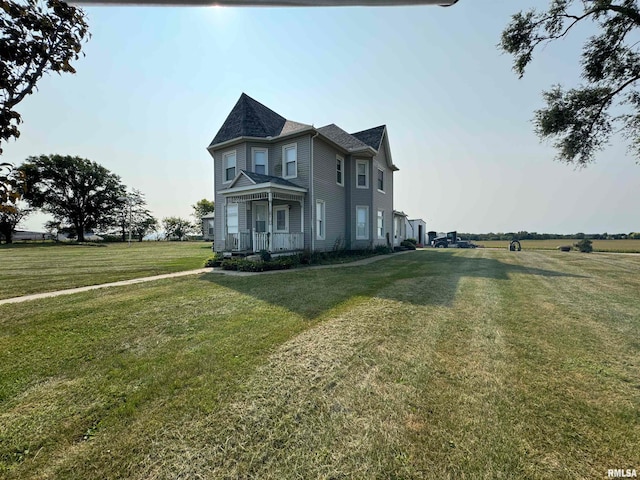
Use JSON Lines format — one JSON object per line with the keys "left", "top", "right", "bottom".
{"left": 223, "top": 150, "right": 237, "bottom": 184}
{"left": 356, "top": 159, "right": 369, "bottom": 189}
{"left": 273, "top": 205, "right": 290, "bottom": 233}
{"left": 316, "top": 200, "right": 325, "bottom": 240}
{"left": 336, "top": 155, "right": 344, "bottom": 187}
{"left": 356, "top": 205, "right": 369, "bottom": 240}
{"left": 377, "top": 209, "right": 385, "bottom": 239}
{"left": 251, "top": 147, "right": 268, "bottom": 175}
{"left": 377, "top": 168, "right": 385, "bottom": 194}
{"left": 283, "top": 143, "right": 298, "bottom": 179}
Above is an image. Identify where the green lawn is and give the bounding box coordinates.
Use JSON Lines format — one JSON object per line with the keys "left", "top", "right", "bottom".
{"left": 0, "top": 250, "right": 638, "bottom": 479}
{"left": 0, "top": 242, "right": 212, "bottom": 299}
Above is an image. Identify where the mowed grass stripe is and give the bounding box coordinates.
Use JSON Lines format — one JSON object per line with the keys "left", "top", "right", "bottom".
{"left": 0, "top": 242, "right": 212, "bottom": 300}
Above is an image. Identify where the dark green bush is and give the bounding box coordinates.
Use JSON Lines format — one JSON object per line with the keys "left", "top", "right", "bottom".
{"left": 575, "top": 239, "right": 593, "bottom": 253}
{"left": 405, "top": 238, "right": 417, "bottom": 246}
{"left": 400, "top": 240, "right": 417, "bottom": 250}
{"left": 374, "top": 245, "right": 393, "bottom": 254}
{"left": 204, "top": 253, "right": 223, "bottom": 267}
{"left": 259, "top": 250, "right": 272, "bottom": 262}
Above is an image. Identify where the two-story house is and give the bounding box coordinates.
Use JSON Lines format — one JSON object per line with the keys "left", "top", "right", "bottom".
{"left": 207, "top": 93, "right": 399, "bottom": 254}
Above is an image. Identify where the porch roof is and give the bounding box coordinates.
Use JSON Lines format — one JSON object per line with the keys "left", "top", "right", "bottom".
{"left": 221, "top": 175, "right": 307, "bottom": 204}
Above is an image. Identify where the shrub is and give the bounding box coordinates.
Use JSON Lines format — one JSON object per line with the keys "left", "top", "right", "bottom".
{"left": 374, "top": 244, "right": 393, "bottom": 255}
{"left": 259, "top": 250, "right": 272, "bottom": 262}
{"left": 400, "top": 240, "right": 417, "bottom": 250}
{"left": 405, "top": 238, "right": 417, "bottom": 246}
{"left": 575, "top": 239, "right": 593, "bottom": 253}
{"left": 204, "top": 253, "right": 223, "bottom": 267}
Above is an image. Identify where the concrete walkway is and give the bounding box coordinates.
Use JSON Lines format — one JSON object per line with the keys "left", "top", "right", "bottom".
{"left": 0, "top": 251, "right": 414, "bottom": 306}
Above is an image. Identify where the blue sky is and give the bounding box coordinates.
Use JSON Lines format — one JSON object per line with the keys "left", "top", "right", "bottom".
{"left": 6, "top": 0, "right": 638, "bottom": 234}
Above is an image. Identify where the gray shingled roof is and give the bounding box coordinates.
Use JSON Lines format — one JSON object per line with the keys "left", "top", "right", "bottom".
{"left": 351, "top": 125, "right": 386, "bottom": 150}
{"left": 317, "top": 124, "right": 371, "bottom": 152}
{"left": 209, "top": 94, "right": 287, "bottom": 147}
{"left": 240, "top": 170, "right": 304, "bottom": 188}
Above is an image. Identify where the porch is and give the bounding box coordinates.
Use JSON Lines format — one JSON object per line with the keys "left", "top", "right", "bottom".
{"left": 221, "top": 178, "right": 307, "bottom": 254}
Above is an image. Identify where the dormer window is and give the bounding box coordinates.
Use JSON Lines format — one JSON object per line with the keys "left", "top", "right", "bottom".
{"left": 252, "top": 148, "right": 268, "bottom": 175}
{"left": 283, "top": 143, "right": 297, "bottom": 179}
{"left": 223, "top": 151, "right": 236, "bottom": 183}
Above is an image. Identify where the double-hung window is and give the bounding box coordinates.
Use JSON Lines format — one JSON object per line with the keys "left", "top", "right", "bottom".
{"left": 226, "top": 204, "right": 238, "bottom": 234}
{"left": 252, "top": 148, "right": 268, "bottom": 175}
{"left": 316, "top": 200, "right": 325, "bottom": 240}
{"left": 223, "top": 151, "right": 236, "bottom": 183}
{"left": 336, "top": 156, "right": 344, "bottom": 186}
{"left": 377, "top": 168, "right": 384, "bottom": 192}
{"left": 283, "top": 143, "right": 297, "bottom": 179}
{"left": 377, "top": 210, "right": 384, "bottom": 239}
{"left": 356, "top": 206, "right": 369, "bottom": 240}
{"left": 356, "top": 160, "right": 368, "bottom": 188}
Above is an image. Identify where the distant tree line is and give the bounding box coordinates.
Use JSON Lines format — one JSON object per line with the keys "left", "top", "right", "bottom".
{"left": 459, "top": 232, "right": 640, "bottom": 241}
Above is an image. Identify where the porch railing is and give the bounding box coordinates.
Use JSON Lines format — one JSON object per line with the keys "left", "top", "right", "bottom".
{"left": 253, "top": 232, "right": 269, "bottom": 252}
{"left": 252, "top": 232, "right": 304, "bottom": 252}
{"left": 272, "top": 232, "right": 304, "bottom": 251}
{"left": 226, "top": 232, "right": 251, "bottom": 251}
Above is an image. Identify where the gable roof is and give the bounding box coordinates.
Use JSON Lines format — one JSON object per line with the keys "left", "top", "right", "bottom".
{"left": 351, "top": 125, "right": 386, "bottom": 150}
{"left": 229, "top": 170, "right": 303, "bottom": 189}
{"left": 317, "top": 124, "right": 372, "bottom": 152}
{"left": 209, "top": 93, "right": 287, "bottom": 147}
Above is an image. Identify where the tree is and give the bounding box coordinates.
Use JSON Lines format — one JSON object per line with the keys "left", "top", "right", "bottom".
{"left": 0, "top": 203, "right": 29, "bottom": 243}
{"left": 500, "top": 0, "right": 640, "bottom": 167}
{"left": 191, "top": 198, "right": 214, "bottom": 235}
{"left": 0, "top": 0, "right": 89, "bottom": 154}
{"left": 162, "top": 216, "right": 194, "bottom": 241}
{"left": 118, "top": 189, "right": 158, "bottom": 242}
{"left": 19, "top": 154, "right": 126, "bottom": 242}
{"left": 0, "top": 161, "right": 24, "bottom": 212}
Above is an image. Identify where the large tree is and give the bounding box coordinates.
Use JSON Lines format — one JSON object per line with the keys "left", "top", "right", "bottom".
{"left": 119, "top": 189, "right": 158, "bottom": 242}
{"left": 191, "top": 198, "right": 214, "bottom": 235}
{"left": 500, "top": 0, "right": 640, "bottom": 167}
{"left": 0, "top": 0, "right": 90, "bottom": 154}
{"left": 162, "top": 216, "right": 194, "bottom": 241}
{"left": 19, "top": 154, "right": 126, "bottom": 242}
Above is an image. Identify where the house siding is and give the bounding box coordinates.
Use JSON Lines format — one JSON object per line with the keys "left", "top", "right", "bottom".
{"left": 232, "top": 175, "right": 255, "bottom": 188}
{"left": 371, "top": 137, "right": 394, "bottom": 247}
{"left": 349, "top": 157, "right": 374, "bottom": 249}
{"left": 312, "top": 137, "right": 346, "bottom": 251}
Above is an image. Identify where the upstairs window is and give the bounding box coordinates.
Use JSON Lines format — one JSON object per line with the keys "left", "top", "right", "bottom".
{"left": 336, "top": 156, "right": 344, "bottom": 186}
{"left": 283, "top": 143, "right": 297, "bottom": 178}
{"left": 252, "top": 148, "right": 268, "bottom": 175}
{"left": 356, "top": 160, "right": 368, "bottom": 189}
{"left": 223, "top": 151, "right": 236, "bottom": 183}
{"left": 377, "top": 168, "right": 384, "bottom": 192}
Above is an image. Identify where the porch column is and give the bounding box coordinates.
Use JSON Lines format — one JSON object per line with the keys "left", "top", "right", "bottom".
{"left": 299, "top": 197, "right": 304, "bottom": 235}
{"left": 224, "top": 198, "right": 228, "bottom": 250}
{"left": 267, "top": 192, "right": 273, "bottom": 252}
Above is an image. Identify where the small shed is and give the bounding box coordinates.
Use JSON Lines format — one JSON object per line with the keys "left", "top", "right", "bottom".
{"left": 202, "top": 212, "right": 215, "bottom": 241}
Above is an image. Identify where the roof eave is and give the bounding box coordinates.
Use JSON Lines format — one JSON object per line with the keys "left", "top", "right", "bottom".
{"left": 221, "top": 182, "right": 308, "bottom": 195}
{"left": 207, "top": 126, "right": 317, "bottom": 151}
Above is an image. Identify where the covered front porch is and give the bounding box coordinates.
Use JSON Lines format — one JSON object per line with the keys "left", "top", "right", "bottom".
{"left": 222, "top": 177, "right": 307, "bottom": 254}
